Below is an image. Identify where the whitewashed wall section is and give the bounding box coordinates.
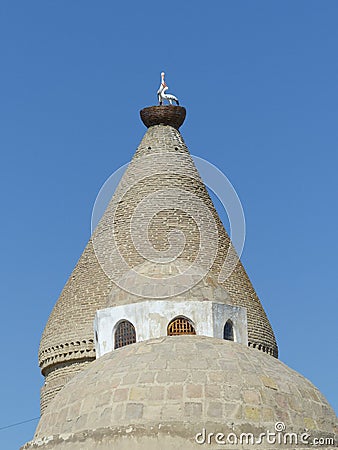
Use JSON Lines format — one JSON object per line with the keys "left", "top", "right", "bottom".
{"left": 94, "top": 300, "right": 248, "bottom": 358}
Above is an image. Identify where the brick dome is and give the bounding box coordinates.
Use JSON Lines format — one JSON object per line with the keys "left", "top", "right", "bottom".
{"left": 24, "top": 336, "right": 337, "bottom": 450}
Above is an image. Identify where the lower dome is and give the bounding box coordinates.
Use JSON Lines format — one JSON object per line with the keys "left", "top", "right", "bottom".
{"left": 23, "top": 336, "right": 337, "bottom": 449}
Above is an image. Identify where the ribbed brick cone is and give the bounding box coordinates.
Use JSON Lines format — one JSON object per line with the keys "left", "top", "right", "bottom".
{"left": 38, "top": 108, "right": 278, "bottom": 413}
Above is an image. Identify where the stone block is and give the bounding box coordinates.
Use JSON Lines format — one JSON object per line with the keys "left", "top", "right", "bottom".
{"left": 167, "top": 384, "right": 183, "bottom": 400}
{"left": 138, "top": 371, "right": 155, "bottom": 383}
{"left": 242, "top": 389, "right": 261, "bottom": 404}
{"left": 126, "top": 403, "right": 143, "bottom": 420}
{"left": 113, "top": 388, "right": 129, "bottom": 402}
{"left": 186, "top": 384, "right": 203, "bottom": 398}
{"left": 148, "top": 386, "right": 165, "bottom": 401}
{"left": 304, "top": 417, "right": 317, "bottom": 430}
{"left": 129, "top": 387, "right": 147, "bottom": 401}
{"left": 261, "top": 375, "right": 278, "bottom": 390}
{"left": 261, "top": 407, "right": 275, "bottom": 422}
{"left": 207, "top": 402, "right": 223, "bottom": 418}
{"left": 205, "top": 384, "right": 221, "bottom": 398}
{"left": 244, "top": 406, "right": 260, "bottom": 422}
{"left": 161, "top": 403, "right": 183, "bottom": 420}
{"left": 184, "top": 402, "right": 202, "bottom": 418}
{"left": 142, "top": 404, "right": 162, "bottom": 420}
{"left": 122, "top": 372, "right": 139, "bottom": 385}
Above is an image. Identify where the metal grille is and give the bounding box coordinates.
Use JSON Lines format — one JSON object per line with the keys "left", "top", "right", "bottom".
{"left": 223, "top": 320, "right": 234, "bottom": 341}
{"left": 114, "top": 320, "right": 136, "bottom": 349}
{"left": 167, "top": 317, "right": 196, "bottom": 336}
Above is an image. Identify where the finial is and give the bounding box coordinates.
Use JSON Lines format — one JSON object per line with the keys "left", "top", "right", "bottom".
{"left": 157, "top": 72, "right": 180, "bottom": 106}
{"left": 139, "top": 73, "right": 185, "bottom": 129}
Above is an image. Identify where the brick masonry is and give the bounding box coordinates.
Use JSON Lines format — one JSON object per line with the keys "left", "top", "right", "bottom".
{"left": 38, "top": 108, "right": 278, "bottom": 412}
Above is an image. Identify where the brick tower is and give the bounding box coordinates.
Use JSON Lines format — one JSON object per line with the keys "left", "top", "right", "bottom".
{"left": 38, "top": 104, "right": 278, "bottom": 413}
{"left": 22, "top": 90, "right": 337, "bottom": 450}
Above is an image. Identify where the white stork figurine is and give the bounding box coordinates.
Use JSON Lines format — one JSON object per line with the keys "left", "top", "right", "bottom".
{"left": 157, "top": 72, "right": 166, "bottom": 104}
{"left": 161, "top": 85, "right": 180, "bottom": 105}
{"left": 157, "top": 72, "right": 180, "bottom": 106}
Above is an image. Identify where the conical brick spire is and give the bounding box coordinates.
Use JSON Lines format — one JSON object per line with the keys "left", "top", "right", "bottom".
{"left": 38, "top": 105, "right": 278, "bottom": 413}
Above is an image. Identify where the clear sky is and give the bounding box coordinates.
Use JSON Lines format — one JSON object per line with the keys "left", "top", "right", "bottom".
{"left": 0, "top": 1, "right": 337, "bottom": 449}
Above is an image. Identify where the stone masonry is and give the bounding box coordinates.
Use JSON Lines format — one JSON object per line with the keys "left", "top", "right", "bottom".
{"left": 24, "top": 336, "right": 336, "bottom": 450}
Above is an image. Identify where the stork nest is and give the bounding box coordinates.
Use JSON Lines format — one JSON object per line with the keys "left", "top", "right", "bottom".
{"left": 140, "top": 105, "right": 186, "bottom": 129}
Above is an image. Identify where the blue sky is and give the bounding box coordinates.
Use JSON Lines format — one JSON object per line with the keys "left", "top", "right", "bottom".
{"left": 0, "top": 1, "right": 337, "bottom": 448}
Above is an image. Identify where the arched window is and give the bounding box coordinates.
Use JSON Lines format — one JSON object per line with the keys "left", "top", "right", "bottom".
{"left": 167, "top": 317, "right": 196, "bottom": 336}
{"left": 114, "top": 320, "right": 136, "bottom": 349}
{"left": 223, "top": 320, "right": 234, "bottom": 341}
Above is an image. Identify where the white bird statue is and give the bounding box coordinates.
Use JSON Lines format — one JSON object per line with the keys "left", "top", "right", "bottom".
{"left": 157, "top": 72, "right": 166, "bottom": 104}
{"left": 161, "top": 85, "right": 180, "bottom": 105}
{"left": 157, "top": 72, "right": 180, "bottom": 106}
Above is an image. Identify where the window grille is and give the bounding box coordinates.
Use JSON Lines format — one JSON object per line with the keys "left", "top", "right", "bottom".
{"left": 167, "top": 317, "right": 196, "bottom": 336}
{"left": 114, "top": 320, "right": 136, "bottom": 349}
{"left": 223, "top": 320, "right": 234, "bottom": 341}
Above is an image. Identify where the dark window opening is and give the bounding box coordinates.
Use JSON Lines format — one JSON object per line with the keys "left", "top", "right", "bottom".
{"left": 114, "top": 320, "right": 136, "bottom": 349}
{"left": 223, "top": 320, "right": 234, "bottom": 341}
